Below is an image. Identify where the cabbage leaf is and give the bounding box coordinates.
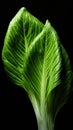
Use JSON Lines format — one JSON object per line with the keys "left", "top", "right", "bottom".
{"left": 2, "top": 7, "right": 73, "bottom": 130}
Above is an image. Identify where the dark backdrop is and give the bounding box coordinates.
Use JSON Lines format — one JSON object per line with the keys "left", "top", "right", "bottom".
{"left": 0, "top": 0, "right": 73, "bottom": 130}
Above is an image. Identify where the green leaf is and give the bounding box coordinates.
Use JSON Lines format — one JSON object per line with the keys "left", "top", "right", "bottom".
{"left": 2, "top": 7, "right": 43, "bottom": 86}
{"left": 2, "top": 7, "right": 73, "bottom": 130}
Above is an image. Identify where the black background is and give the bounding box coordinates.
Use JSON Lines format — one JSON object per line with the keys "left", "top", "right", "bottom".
{"left": 0, "top": 0, "right": 73, "bottom": 130}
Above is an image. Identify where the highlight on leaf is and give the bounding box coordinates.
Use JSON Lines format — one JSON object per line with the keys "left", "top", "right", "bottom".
{"left": 2, "top": 7, "right": 73, "bottom": 130}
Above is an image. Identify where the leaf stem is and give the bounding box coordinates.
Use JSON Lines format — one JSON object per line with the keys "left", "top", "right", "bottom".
{"left": 37, "top": 104, "right": 54, "bottom": 130}
{"left": 37, "top": 114, "right": 54, "bottom": 130}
